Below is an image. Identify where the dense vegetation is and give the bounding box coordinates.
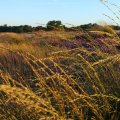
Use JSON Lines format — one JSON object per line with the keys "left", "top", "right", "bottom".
{"left": 0, "top": 21, "right": 120, "bottom": 33}
{"left": 0, "top": 0, "right": 120, "bottom": 119}
{"left": 0, "top": 29, "right": 120, "bottom": 119}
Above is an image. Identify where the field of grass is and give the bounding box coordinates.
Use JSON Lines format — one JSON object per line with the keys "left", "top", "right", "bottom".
{"left": 0, "top": 30, "right": 120, "bottom": 120}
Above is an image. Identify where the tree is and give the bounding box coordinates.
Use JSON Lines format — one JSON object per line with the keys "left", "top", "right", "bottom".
{"left": 33, "top": 26, "right": 46, "bottom": 31}
{"left": 22, "top": 25, "right": 33, "bottom": 32}
{"left": 46, "top": 20, "right": 64, "bottom": 30}
{"left": 80, "top": 23, "right": 93, "bottom": 30}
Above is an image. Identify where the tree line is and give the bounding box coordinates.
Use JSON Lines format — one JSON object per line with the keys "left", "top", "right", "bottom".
{"left": 0, "top": 20, "right": 120, "bottom": 33}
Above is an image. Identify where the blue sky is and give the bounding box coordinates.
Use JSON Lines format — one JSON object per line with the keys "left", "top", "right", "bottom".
{"left": 0, "top": 0, "right": 120, "bottom": 26}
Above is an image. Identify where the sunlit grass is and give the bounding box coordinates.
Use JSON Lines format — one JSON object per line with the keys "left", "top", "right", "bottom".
{"left": 0, "top": 30, "right": 119, "bottom": 120}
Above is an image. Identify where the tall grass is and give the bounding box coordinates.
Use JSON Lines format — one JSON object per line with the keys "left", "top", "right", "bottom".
{"left": 0, "top": 29, "right": 120, "bottom": 120}
{"left": 0, "top": 1, "right": 120, "bottom": 118}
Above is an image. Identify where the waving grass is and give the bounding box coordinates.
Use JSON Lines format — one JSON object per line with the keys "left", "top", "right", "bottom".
{"left": 0, "top": 31, "right": 120, "bottom": 120}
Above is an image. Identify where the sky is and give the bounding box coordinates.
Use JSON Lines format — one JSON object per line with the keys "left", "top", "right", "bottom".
{"left": 0, "top": 0, "right": 120, "bottom": 26}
